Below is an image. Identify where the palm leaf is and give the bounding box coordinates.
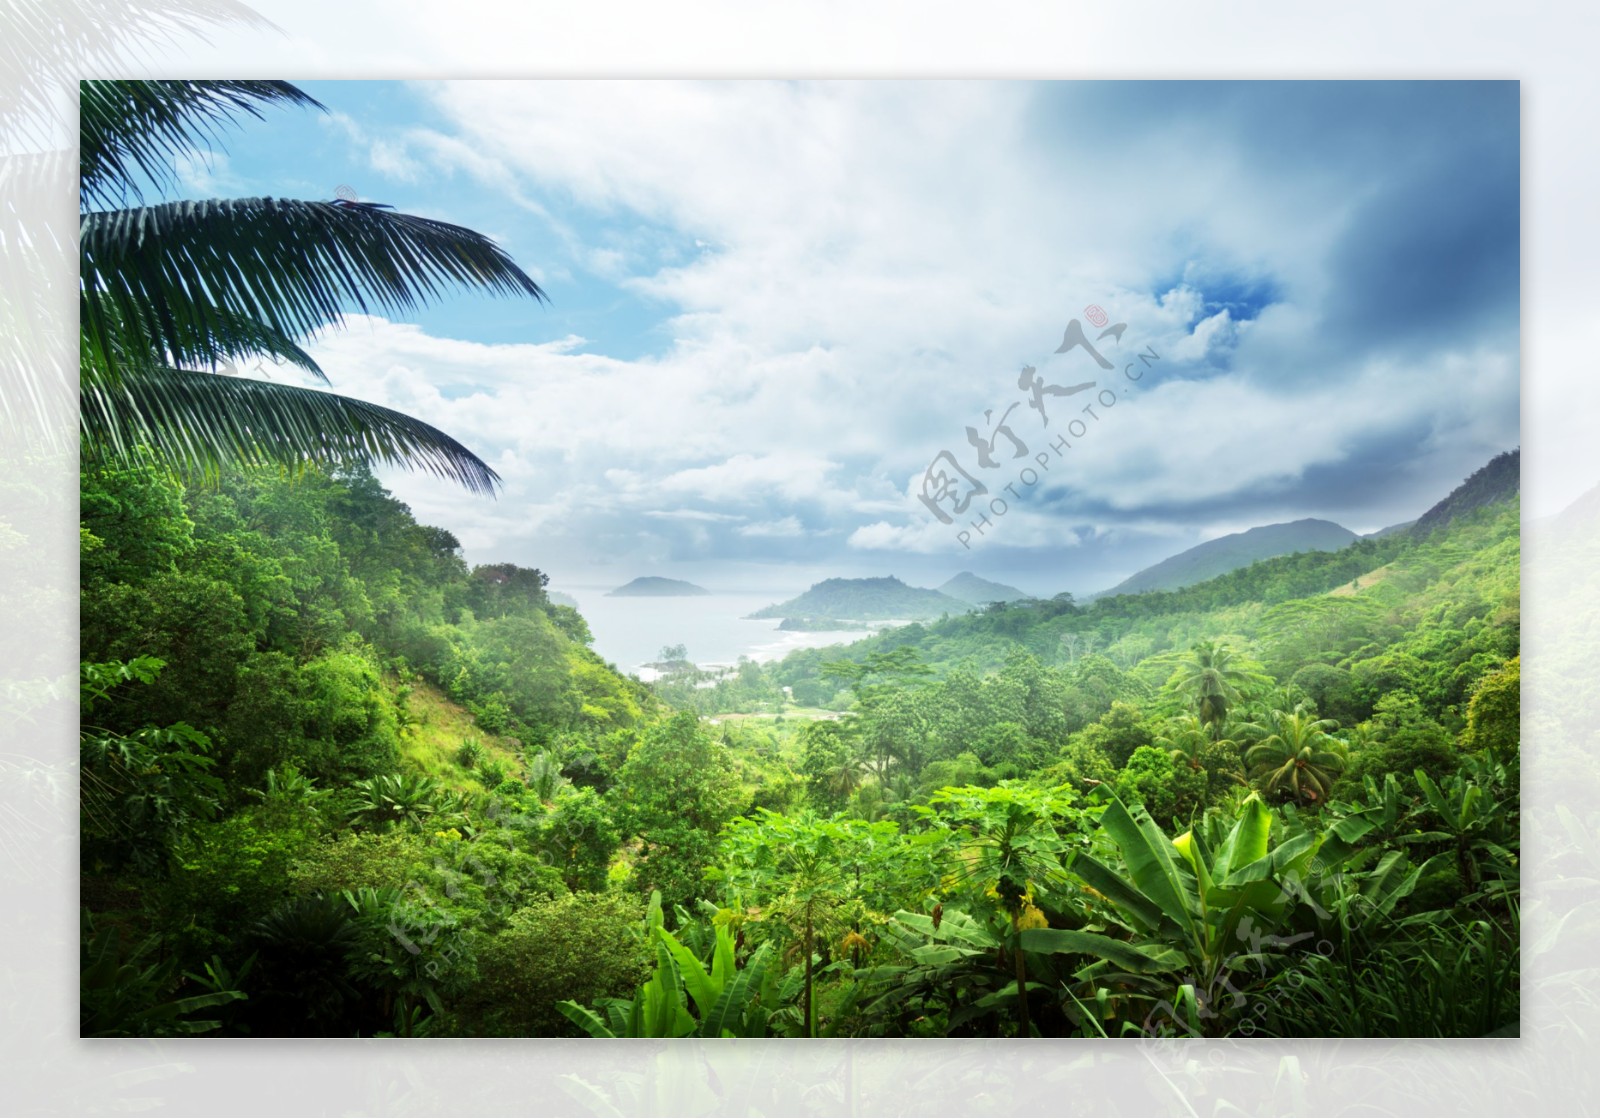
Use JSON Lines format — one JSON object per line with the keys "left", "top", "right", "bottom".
{"left": 85, "top": 299, "right": 327, "bottom": 385}
{"left": 3, "top": 148, "right": 75, "bottom": 451}
{"left": 80, "top": 79, "right": 325, "bottom": 208}
{"left": 80, "top": 364, "right": 501, "bottom": 494}
{"left": 81, "top": 197, "right": 548, "bottom": 381}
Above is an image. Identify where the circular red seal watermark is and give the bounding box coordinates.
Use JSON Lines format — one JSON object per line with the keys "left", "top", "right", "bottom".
{"left": 1084, "top": 304, "right": 1110, "bottom": 328}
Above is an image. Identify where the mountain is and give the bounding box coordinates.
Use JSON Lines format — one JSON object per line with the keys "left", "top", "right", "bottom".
{"left": 1410, "top": 448, "right": 1520, "bottom": 537}
{"left": 1098, "top": 518, "right": 1359, "bottom": 597}
{"left": 606, "top": 576, "right": 710, "bottom": 597}
{"left": 1364, "top": 519, "right": 1416, "bottom": 539}
{"left": 938, "top": 571, "right": 1031, "bottom": 605}
{"left": 749, "top": 576, "right": 968, "bottom": 622}
{"left": 548, "top": 590, "right": 580, "bottom": 609}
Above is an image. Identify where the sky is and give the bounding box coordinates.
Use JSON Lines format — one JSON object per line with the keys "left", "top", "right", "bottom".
{"left": 166, "top": 79, "right": 1521, "bottom": 598}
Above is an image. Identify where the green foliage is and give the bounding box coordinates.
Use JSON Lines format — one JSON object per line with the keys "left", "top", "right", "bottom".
{"left": 1071, "top": 701, "right": 1155, "bottom": 770}
{"left": 347, "top": 774, "right": 444, "bottom": 831}
{"left": 1167, "top": 640, "right": 1270, "bottom": 728}
{"left": 161, "top": 810, "right": 313, "bottom": 961}
{"left": 1462, "top": 656, "right": 1519, "bottom": 762}
{"left": 455, "top": 738, "right": 486, "bottom": 770}
{"left": 291, "top": 830, "right": 433, "bottom": 894}
{"left": 1258, "top": 910, "right": 1518, "bottom": 1037}
{"left": 615, "top": 712, "right": 744, "bottom": 913}
{"left": 540, "top": 787, "right": 620, "bottom": 893}
{"left": 798, "top": 720, "right": 858, "bottom": 811}
{"left": 559, "top": 898, "right": 784, "bottom": 1039}
{"left": 79, "top": 377, "right": 1519, "bottom": 1039}
{"left": 918, "top": 783, "right": 1085, "bottom": 1036}
{"left": 80, "top": 80, "right": 546, "bottom": 492}
{"left": 1243, "top": 709, "right": 1349, "bottom": 806}
{"left": 81, "top": 658, "right": 224, "bottom": 874}
{"left": 1113, "top": 745, "right": 1208, "bottom": 829}
{"left": 473, "top": 892, "right": 650, "bottom": 1036}
{"left": 849, "top": 907, "right": 1018, "bottom": 1037}
{"left": 1063, "top": 793, "right": 1344, "bottom": 1036}
{"left": 80, "top": 911, "right": 247, "bottom": 1037}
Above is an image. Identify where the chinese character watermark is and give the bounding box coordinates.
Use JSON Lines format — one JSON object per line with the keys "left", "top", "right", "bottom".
{"left": 918, "top": 304, "right": 1161, "bottom": 549}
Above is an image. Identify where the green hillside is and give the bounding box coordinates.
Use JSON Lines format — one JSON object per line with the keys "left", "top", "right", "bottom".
{"left": 1096, "top": 517, "right": 1358, "bottom": 598}
{"left": 1411, "top": 448, "right": 1520, "bottom": 537}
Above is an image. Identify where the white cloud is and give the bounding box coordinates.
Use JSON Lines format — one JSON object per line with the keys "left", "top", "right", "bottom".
{"left": 174, "top": 151, "right": 242, "bottom": 195}
{"left": 286, "top": 82, "right": 1516, "bottom": 582}
{"left": 738, "top": 516, "right": 806, "bottom": 538}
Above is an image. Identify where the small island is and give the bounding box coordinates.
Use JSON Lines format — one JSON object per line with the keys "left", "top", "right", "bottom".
{"left": 606, "top": 576, "right": 711, "bottom": 597}
{"left": 749, "top": 576, "right": 967, "bottom": 622}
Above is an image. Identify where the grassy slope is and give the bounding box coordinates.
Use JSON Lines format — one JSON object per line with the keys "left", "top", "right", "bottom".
{"left": 394, "top": 677, "right": 527, "bottom": 792}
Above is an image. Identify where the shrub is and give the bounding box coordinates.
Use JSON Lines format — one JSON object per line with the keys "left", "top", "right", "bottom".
{"left": 460, "top": 892, "right": 649, "bottom": 1036}
{"left": 455, "top": 738, "right": 486, "bottom": 769}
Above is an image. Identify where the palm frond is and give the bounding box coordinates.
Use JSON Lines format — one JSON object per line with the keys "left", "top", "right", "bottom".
{"left": 2, "top": 148, "right": 76, "bottom": 450}
{"left": 81, "top": 364, "right": 501, "bottom": 495}
{"left": 83, "top": 299, "right": 327, "bottom": 385}
{"left": 81, "top": 198, "right": 549, "bottom": 380}
{"left": 80, "top": 80, "right": 324, "bottom": 208}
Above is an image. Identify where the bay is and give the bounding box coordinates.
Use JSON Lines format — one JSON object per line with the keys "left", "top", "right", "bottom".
{"left": 555, "top": 585, "right": 874, "bottom": 678}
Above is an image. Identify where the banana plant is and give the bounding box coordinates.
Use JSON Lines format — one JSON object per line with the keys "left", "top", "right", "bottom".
{"left": 1038, "top": 792, "right": 1359, "bottom": 1035}
{"left": 851, "top": 907, "right": 1012, "bottom": 1036}
{"left": 558, "top": 894, "right": 779, "bottom": 1038}
{"left": 1410, "top": 764, "right": 1515, "bottom": 897}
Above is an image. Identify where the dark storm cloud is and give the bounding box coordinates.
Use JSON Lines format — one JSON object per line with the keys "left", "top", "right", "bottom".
{"left": 1031, "top": 80, "right": 1519, "bottom": 366}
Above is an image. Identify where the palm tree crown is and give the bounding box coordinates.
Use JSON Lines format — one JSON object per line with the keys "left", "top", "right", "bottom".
{"left": 79, "top": 79, "right": 548, "bottom": 494}
{"left": 1167, "top": 640, "right": 1269, "bottom": 732}
{"left": 1243, "top": 709, "right": 1349, "bottom": 806}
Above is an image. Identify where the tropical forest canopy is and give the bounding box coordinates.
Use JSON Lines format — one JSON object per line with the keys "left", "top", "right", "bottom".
{"left": 82, "top": 453, "right": 1520, "bottom": 1038}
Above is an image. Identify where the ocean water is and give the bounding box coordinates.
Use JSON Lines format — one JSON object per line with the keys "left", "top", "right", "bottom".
{"left": 556, "top": 585, "right": 874, "bottom": 677}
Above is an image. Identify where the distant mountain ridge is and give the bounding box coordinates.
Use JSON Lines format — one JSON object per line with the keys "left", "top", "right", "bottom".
{"left": 1098, "top": 519, "right": 1360, "bottom": 598}
{"left": 938, "top": 571, "right": 1031, "bottom": 605}
{"left": 607, "top": 576, "right": 709, "bottom": 597}
{"left": 749, "top": 576, "right": 967, "bottom": 621}
{"left": 1091, "top": 448, "right": 1520, "bottom": 600}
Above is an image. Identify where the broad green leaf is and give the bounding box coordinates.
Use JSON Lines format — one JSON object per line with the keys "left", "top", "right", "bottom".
{"left": 557, "top": 1000, "right": 617, "bottom": 1038}
{"left": 710, "top": 923, "right": 735, "bottom": 993}
{"left": 1095, "top": 798, "right": 1199, "bottom": 937}
{"left": 701, "top": 942, "right": 773, "bottom": 1039}
{"left": 658, "top": 927, "right": 720, "bottom": 1021}
{"left": 1071, "top": 853, "right": 1168, "bottom": 936}
{"left": 1019, "top": 927, "right": 1177, "bottom": 975}
{"left": 1213, "top": 793, "right": 1271, "bottom": 882}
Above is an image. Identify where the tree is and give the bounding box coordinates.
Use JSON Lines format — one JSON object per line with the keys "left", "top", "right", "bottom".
{"left": 1071, "top": 700, "right": 1154, "bottom": 770}
{"left": 1156, "top": 713, "right": 1211, "bottom": 772}
{"left": 922, "top": 784, "right": 1081, "bottom": 1038}
{"left": 614, "top": 713, "right": 743, "bottom": 914}
{"left": 1461, "top": 656, "right": 1519, "bottom": 763}
{"left": 1167, "top": 640, "right": 1268, "bottom": 732}
{"left": 1112, "top": 745, "right": 1208, "bottom": 829}
{"left": 79, "top": 80, "right": 547, "bottom": 492}
{"left": 472, "top": 893, "right": 650, "bottom": 1036}
{"left": 1244, "top": 709, "right": 1349, "bottom": 806}
{"left": 798, "top": 720, "right": 860, "bottom": 811}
